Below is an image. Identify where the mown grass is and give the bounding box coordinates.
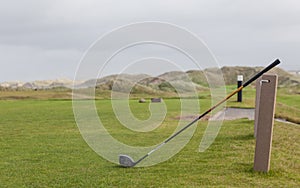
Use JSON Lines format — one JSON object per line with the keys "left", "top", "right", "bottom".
{"left": 0, "top": 99, "right": 299, "bottom": 187}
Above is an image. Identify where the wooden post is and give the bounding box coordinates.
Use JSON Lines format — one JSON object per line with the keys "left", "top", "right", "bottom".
{"left": 254, "top": 77, "right": 262, "bottom": 138}
{"left": 253, "top": 74, "right": 278, "bottom": 172}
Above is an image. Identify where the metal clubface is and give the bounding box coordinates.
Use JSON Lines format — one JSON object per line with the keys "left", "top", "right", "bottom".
{"left": 119, "top": 155, "right": 136, "bottom": 167}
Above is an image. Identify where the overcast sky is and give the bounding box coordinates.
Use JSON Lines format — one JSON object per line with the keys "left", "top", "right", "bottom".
{"left": 1, "top": 0, "right": 299, "bottom": 82}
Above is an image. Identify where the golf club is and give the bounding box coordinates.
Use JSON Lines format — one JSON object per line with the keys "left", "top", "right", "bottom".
{"left": 119, "top": 59, "right": 281, "bottom": 167}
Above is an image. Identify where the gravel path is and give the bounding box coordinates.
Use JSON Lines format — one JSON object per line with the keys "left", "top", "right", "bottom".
{"left": 210, "top": 107, "right": 255, "bottom": 121}
{"left": 176, "top": 107, "right": 298, "bottom": 125}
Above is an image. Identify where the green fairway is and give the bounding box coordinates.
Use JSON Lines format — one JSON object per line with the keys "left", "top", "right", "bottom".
{"left": 0, "top": 99, "right": 299, "bottom": 187}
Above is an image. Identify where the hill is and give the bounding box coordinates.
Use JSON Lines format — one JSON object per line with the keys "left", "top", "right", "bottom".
{"left": 1, "top": 67, "right": 299, "bottom": 95}
{"left": 221, "top": 66, "right": 300, "bottom": 86}
{"left": 85, "top": 66, "right": 300, "bottom": 95}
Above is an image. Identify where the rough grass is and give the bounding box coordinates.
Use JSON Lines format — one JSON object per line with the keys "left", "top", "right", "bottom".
{"left": 0, "top": 99, "right": 299, "bottom": 187}
{"left": 226, "top": 85, "right": 300, "bottom": 124}
{"left": 0, "top": 89, "right": 72, "bottom": 100}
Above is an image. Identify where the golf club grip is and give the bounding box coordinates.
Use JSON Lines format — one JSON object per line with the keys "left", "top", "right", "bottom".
{"left": 242, "top": 59, "right": 280, "bottom": 87}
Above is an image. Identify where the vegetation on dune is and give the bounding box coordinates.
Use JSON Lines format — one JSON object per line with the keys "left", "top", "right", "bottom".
{"left": 1, "top": 66, "right": 299, "bottom": 93}
{"left": 220, "top": 66, "right": 300, "bottom": 86}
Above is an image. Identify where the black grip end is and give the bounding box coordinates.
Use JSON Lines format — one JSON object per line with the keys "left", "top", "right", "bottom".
{"left": 242, "top": 59, "right": 281, "bottom": 87}
{"left": 272, "top": 59, "right": 281, "bottom": 67}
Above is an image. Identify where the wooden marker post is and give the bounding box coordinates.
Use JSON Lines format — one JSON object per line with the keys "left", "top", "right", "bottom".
{"left": 254, "top": 77, "right": 262, "bottom": 138}
{"left": 253, "top": 74, "right": 278, "bottom": 172}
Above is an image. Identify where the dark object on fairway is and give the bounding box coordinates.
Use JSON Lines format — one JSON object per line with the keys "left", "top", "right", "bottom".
{"left": 119, "top": 59, "right": 281, "bottom": 168}
{"left": 139, "top": 98, "right": 146, "bottom": 103}
{"left": 151, "top": 98, "right": 162, "bottom": 103}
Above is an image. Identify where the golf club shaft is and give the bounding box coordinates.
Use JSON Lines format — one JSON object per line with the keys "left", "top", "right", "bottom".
{"left": 134, "top": 59, "right": 280, "bottom": 166}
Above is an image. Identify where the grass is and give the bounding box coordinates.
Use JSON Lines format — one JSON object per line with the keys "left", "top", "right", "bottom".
{"left": 276, "top": 87, "right": 300, "bottom": 124}
{"left": 0, "top": 89, "right": 72, "bottom": 100}
{"left": 226, "top": 85, "right": 300, "bottom": 124}
{"left": 0, "top": 99, "right": 299, "bottom": 187}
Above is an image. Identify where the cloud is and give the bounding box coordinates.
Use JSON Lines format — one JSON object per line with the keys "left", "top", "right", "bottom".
{"left": 0, "top": 44, "right": 80, "bottom": 81}
{"left": 0, "top": 0, "right": 300, "bottom": 81}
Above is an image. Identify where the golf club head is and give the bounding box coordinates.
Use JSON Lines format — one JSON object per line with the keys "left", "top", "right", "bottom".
{"left": 119, "top": 154, "right": 136, "bottom": 167}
